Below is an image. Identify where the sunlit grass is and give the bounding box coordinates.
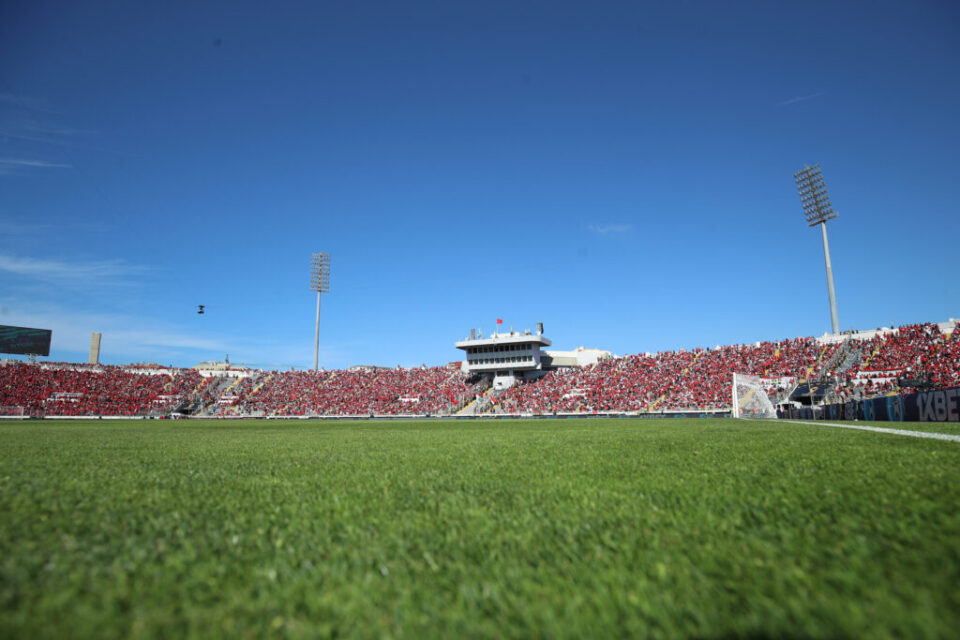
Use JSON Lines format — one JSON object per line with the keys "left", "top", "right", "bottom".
{"left": 1, "top": 418, "right": 958, "bottom": 638}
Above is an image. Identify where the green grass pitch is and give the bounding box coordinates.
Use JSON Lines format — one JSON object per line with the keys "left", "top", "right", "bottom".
{"left": 1, "top": 418, "right": 958, "bottom": 638}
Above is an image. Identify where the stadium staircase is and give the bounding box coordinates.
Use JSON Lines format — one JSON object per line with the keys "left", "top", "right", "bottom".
{"left": 861, "top": 342, "right": 883, "bottom": 371}
{"left": 794, "top": 339, "right": 868, "bottom": 402}
{"left": 490, "top": 389, "right": 510, "bottom": 415}
{"left": 456, "top": 377, "right": 491, "bottom": 415}
{"left": 469, "top": 388, "right": 501, "bottom": 415}
{"left": 250, "top": 372, "right": 273, "bottom": 396}
{"left": 171, "top": 376, "right": 235, "bottom": 416}
{"left": 648, "top": 394, "right": 667, "bottom": 411}
{"left": 200, "top": 376, "right": 236, "bottom": 416}
{"left": 805, "top": 343, "right": 832, "bottom": 378}
{"left": 214, "top": 376, "right": 248, "bottom": 416}
{"left": 224, "top": 372, "right": 270, "bottom": 415}
{"left": 818, "top": 341, "right": 844, "bottom": 375}
{"left": 173, "top": 376, "right": 211, "bottom": 415}
{"left": 458, "top": 396, "right": 481, "bottom": 416}
{"left": 835, "top": 339, "right": 867, "bottom": 376}
{"left": 224, "top": 377, "right": 241, "bottom": 394}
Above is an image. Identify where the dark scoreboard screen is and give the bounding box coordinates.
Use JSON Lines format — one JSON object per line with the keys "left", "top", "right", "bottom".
{"left": 0, "top": 325, "right": 52, "bottom": 356}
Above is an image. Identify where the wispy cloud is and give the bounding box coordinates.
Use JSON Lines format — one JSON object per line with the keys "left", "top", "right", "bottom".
{"left": 109, "top": 328, "right": 231, "bottom": 353}
{"left": 0, "top": 122, "right": 95, "bottom": 145}
{"left": 588, "top": 223, "right": 631, "bottom": 235}
{"left": 0, "top": 254, "right": 150, "bottom": 287}
{"left": 0, "top": 92, "right": 92, "bottom": 172}
{"left": 0, "top": 92, "right": 59, "bottom": 114}
{"left": 0, "top": 220, "right": 55, "bottom": 236}
{"left": 0, "top": 157, "right": 71, "bottom": 175}
{"left": 776, "top": 92, "right": 825, "bottom": 107}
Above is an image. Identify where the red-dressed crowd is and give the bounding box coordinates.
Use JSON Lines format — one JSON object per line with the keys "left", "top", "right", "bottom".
{"left": 497, "top": 337, "right": 839, "bottom": 413}
{"left": 1, "top": 322, "right": 958, "bottom": 417}
{"left": 0, "top": 362, "right": 201, "bottom": 417}
{"left": 226, "top": 366, "right": 476, "bottom": 416}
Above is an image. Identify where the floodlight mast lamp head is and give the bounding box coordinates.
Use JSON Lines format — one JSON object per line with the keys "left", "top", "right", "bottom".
{"left": 310, "top": 253, "right": 331, "bottom": 293}
{"left": 794, "top": 163, "right": 838, "bottom": 227}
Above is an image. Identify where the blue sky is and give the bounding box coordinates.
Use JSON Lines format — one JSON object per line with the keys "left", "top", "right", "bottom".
{"left": 1, "top": 1, "right": 958, "bottom": 368}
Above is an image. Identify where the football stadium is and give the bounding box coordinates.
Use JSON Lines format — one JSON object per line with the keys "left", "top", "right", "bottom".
{"left": 3, "top": 2, "right": 960, "bottom": 639}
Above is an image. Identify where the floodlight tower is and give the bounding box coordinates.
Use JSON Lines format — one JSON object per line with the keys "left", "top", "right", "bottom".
{"left": 310, "top": 252, "right": 331, "bottom": 371}
{"left": 794, "top": 164, "right": 840, "bottom": 335}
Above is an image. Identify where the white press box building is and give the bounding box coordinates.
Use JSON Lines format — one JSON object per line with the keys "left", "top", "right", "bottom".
{"left": 455, "top": 322, "right": 609, "bottom": 390}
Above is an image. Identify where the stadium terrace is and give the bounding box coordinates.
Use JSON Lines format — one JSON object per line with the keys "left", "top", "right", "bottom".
{"left": 2, "top": 319, "right": 959, "bottom": 420}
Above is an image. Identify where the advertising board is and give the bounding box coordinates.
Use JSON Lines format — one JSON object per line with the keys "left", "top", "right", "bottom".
{"left": 0, "top": 325, "right": 52, "bottom": 356}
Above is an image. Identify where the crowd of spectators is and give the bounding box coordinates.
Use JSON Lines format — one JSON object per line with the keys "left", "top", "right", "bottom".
{"left": 925, "top": 333, "right": 960, "bottom": 389}
{"left": 860, "top": 324, "right": 942, "bottom": 373}
{"left": 828, "top": 323, "right": 951, "bottom": 398}
{"left": 226, "top": 366, "right": 476, "bottom": 416}
{"left": 0, "top": 362, "right": 201, "bottom": 416}
{"left": 497, "top": 337, "right": 839, "bottom": 413}
{"left": 2, "top": 322, "right": 958, "bottom": 417}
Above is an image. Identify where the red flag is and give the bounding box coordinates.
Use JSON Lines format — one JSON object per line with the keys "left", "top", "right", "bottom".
{"left": 496, "top": 318, "right": 503, "bottom": 324}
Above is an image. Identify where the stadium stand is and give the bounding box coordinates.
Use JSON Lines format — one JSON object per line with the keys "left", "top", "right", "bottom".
{"left": 0, "top": 362, "right": 200, "bottom": 417}
{"left": 497, "top": 337, "right": 839, "bottom": 414}
{"left": 926, "top": 330, "right": 960, "bottom": 389}
{"left": 226, "top": 366, "right": 476, "bottom": 416}
{"left": 1, "top": 321, "right": 958, "bottom": 418}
